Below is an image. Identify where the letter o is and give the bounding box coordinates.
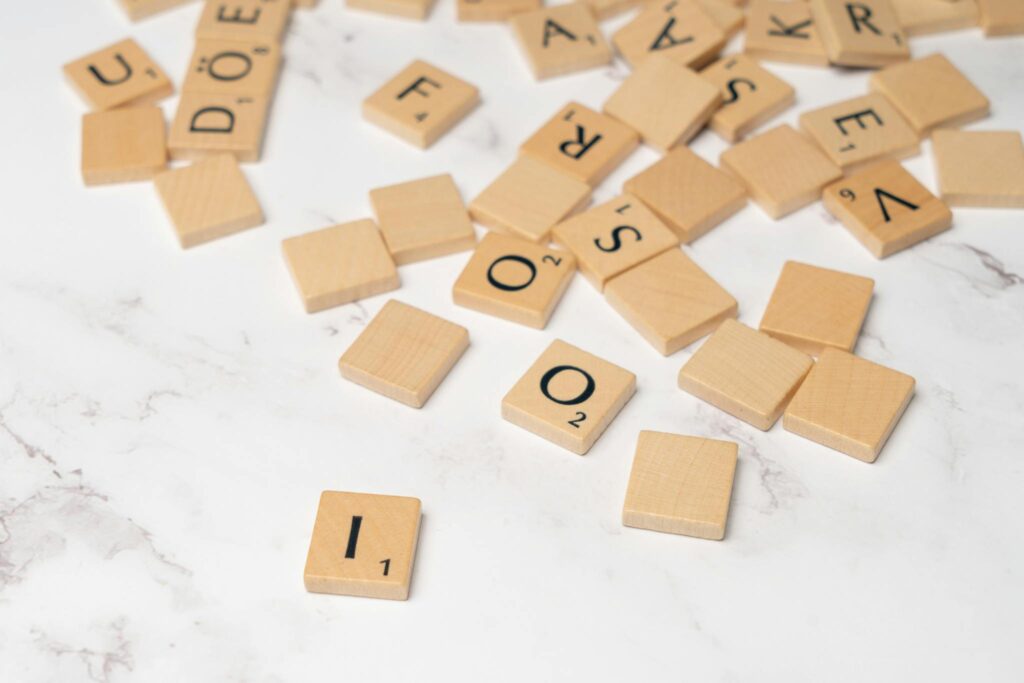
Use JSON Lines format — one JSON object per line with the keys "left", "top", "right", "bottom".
{"left": 487, "top": 255, "right": 537, "bottom": 292}
{"left": 539, "top": 365, "right": 595, "bottom": 406}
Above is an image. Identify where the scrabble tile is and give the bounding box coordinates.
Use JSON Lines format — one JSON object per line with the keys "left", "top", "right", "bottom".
{"left": 118, "top": 0, "right": 198, "bottom": 21}
{"left": 63, "top": 39, "right": 173, "bottom": 111}
{"left": 810, "top": 0, "right": 909, "bottom": 67}
{"left": 579, "top": 0, "right": 644, "bottom": 21}
{"left": 605, "top": 248, "right": 737, "bottom": 355}
{"left": 369, "top": 174, "right": 476, "bottom": 265}
{"left": 469, "top": 157, "right": 592, "bottom": 243}
{"left": 720, "top": 124, "right": 842, "bottom": 219}
{"left": 502, "top": 339, "right": 636, "bottom": 454}
{"left": 452, "top": 231, "right": 576, "bottom": 328}
{"left": 701, "top": 54, "right": 796, "bottom": 143}
{"left": 799, "top": 92, "right": 920, "bottom": 171}
{"left": 622, "top": 431, "right": 737, "bottom": 540}
{"left": 743, "top": 0, "right": 830, "bottom": 67}
{"left": 282, "top": 220, "right": 400, "bottom": 313}
{"left": 182, "top": 38, "right": 282, "bottom": 97}
{"left": 979, "top": 0, "right": 1024, "bottom": 35}
{"left": 519, "top": 101, "right": 640, "bottom": 186}
{"left": 603, "top": 55, "right": 722, "bottom": 151}
{"left": 759, "top": 261, "right": 874, "bottom": 356}
{"left": 81, "top": 107, "right": 166, "bottom": 186}
{"left": 822, "top": 159, "right": 952, "bottom": 257}
{"left": 784, "top": 348, "right": 914, "bottom": 463}
{"left": 457, "top": 0, "right": 540, "bottom": 21}
{"left": 168, "top": 92, "right": 270, "bottom": 162}
{"left": 697, "top": 0, "right": 746, "bottom": 38}
{"left": 195, "top": 0, "right": 291, "bottom": 42}
{"left": 348, "top": 0, "right": 436, "bottom": 19}
{"left": 154, "top": 154, "right": 264, "bottom": 248}
{"left": 890, "top": 0, "right": 979, "bottom": 36}
{"left": 624, "top": 147, "right": 747, "bottom": 242}
{"left": 932, "top": 130, "right": 1024, "bottom": 208}
{"left": 678, "top": 319, "right": 813, "bottom": 430}
{"left": 304, "top": 491, "right": 421, "bottom": 600}
{"left": 868, "top": 54, "right": 989, "bottom": 135}
{"left": 551, "top": 195, "right": 679, "bottom": 291}
{"left": 362, "top": 60, "right": 480, "bottom": 149}
{"left": 293, "top": 0, "right": 318, "bottom": 6}
{"left": 612, "top": 0, "right": 726, "bottom": 70}
{"left": 510, "top": 4, "right": 613, "bottom": 80}
{"left": 339, "top": 300, "right": 469, "bottom": 408}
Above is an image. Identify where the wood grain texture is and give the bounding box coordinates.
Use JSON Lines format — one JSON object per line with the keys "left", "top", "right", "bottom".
{"left": 63, "top": 38, "right": 173, "bottom": 111}
{"left": 195, "top": 0, "right": 291, "bottom": 42}
{"left": 348, "top": 0, "right": 436, "bottom": 19}
{"left": 81, "top": 106, "right": 166, "bottom": 186}
{"left": 118, "top": 0, "right": 197, "bottom": 21}
{"left": 578, "top": 0, "right": 644, "bottom": 21}
{"left": 743, "top": 0, "right": 830, "bottom": 67}
{"left": 168, "top": 91, "right": 270, "bottom": 162}
{"left": 510, "top": 4, "right": 612, "bottom": 80}
{"left": 456, "top": 0, "right": 540, "bottom": 21}
{"left": 932, "top": 129, "right": 1024, "bottom": 208}
{"left": 612, "top": 0, "right": 726, "bottom": 70}
{"left": 799, "top": 92, "right": 920, "bottom": 171}
{"left": 978, "top": 0, "right": 1024, "bottom": 35}
{"left": 701, "top": 54, "right": 795, "bottom": 143}
{"left": 182, "top": 38, "right": 282, "bottom": 97}
{"left": 810, "top": 0, "right": 910, "bottom": 67}
{"left": 890, "top": 0, "right": 978, "bottom": 36}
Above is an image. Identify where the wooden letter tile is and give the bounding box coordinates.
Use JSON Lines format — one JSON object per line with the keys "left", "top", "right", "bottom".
{"left": 502, "top": 339, "right": 636, "bottom": 454}
{"left": 799, "top": 92, "right": 920, "bottom": 171}
{"left": 118, "top": 0, "right": 198, "bottom": 22}
{"left": 304, "top": 491, "right": 421, "bottom": 600}
{"left": 622, "top": 431, "right": 737, "bottom": 540}
{"left": 758, "top": 261, "right": 874, "bottom": 355}
{"left": 154, "top": 154, "right": 264, "bottom": 248}
{"left": 457, "top": 0, "right": 540, "bottom": 22}
{"left": 182, "top": 38, "right": 282, "bottom": 97}
{"left": 720, "top": 124, "right": 842, "bottom": 219}
{"left": 932, "top": 129, "right": 1024, "bottom": 208}
{"left": 678, "top": 319, "right": 813, "bottom": 430}
{"left": 743, "top": 0, "right": 830, "bottom": 67}
{"left": 168, "top": 92, "right": 270, "bottom": 162}
{"left": 369, "top": 174, "right": 476, "bottom": 265}
{"left": 822, "top": 159, "right": 952, "bottom": 257}
{"left": 979, "top": 0, "right": 1024, "bottom": 35}
{"left": 890, "top": 0, "right": 979, "bottom": 36}
{"left": 195, "top": 0, "right": 291, "bottom": 42}
{"left": 784, "top": 348, "right": 914, "bottom": 463}
{"left": 510, "top": 4, "right": 612, "bottom": 80}
{"left": 362, "top": 60, "right": 480, "bottom": 149}
{"left": 519, "top": 101, "right": 640, "bottom": 186}
{"left": 605, "top": 248, "right": 737, "bottom": 355}
{"left": 810, "top": 0, "right": 910, "bottom": 67}
{"left": 469, "top": 157, "right": 592, "bottom": 243}
{"left": 348, "top": 0, "right": 436, "bottom": 20}
{"left": 63, "top": 38, "right": 173, "bottom": 111}
{"left": 81, "top": 107, "right": 166, "bottom": 186}
{"left": 612, "top": 0, "right": 726, "bottom": 70}
{"left": 452, "top": 232, "right": 575, "bottom": 329}
{"left": 579, "top": 0, "right": 644, "bottom": 21}
{"left": 603, "top": 55, "right": 722, "bottom": 151}
{"left": 701, "top": 54, "right": 796, "bottom": 143}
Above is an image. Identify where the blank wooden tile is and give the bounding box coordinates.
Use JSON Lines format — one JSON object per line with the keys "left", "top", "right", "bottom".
{"left": 510, "top": 4, "right": 612, "bottom": 80}
{"left": 979, "top": 0, "right": 1024, "bottom": 35}
{"left": 784, "top": 348, "right": 914, "bottom": 463}
{"left": 168, "top": 92, "right": 269, "bottom": 162}
{"left": 362, "top": 60, "right": 480, "bottom": 149}
{"left": 810, "top": 0, "right": 909, "bottom": 67}
{"left": 603, "top": 55, "right": 722, "bottom": 151}
{"left": 469, "top": 157, "right": 592, "bottom": 243}
{"left": 891, "top": 0, "right": 978, "bottom": 36}
{"left": 624, "top": 147, "right": 747, "bottom": 243}
{"left": 551, "top": 195, "right": 679, "bottom": 291}
{"left": 701, "top": 54, "right": 795, "bottom": 143}
{"left": 63, "top": 38, "right": 173, "bottom": 111}
{"left": 339, "top": 300, "right": 469, "bottom": 408}
{"left": 622, "top": 431, "right": 737, "bottom": 540}
{"left": 304, "top": 491, "right": 421, "bottom": 600}
{"left": 759, "top": 261, "right": 874, "bottom": 356}
{"left": 195, "top": 0, "right": 291, "bottom": 42}
{"left": 799, "top": 92, "right": 920, "bottom": 171}
{"left": 932, "top": 129, "right": 1024, "bottom": 208}
{"left": 282, "top": 220, "right": 400, "bottom": 313}
{"left": 605, "top": 248, "right": 737, "bottom": 355}
{"left": 118, "top": 0, "right": 197, "bottom": 21}
{"left": 502, "top": 339, "right": 636, "bottom": 454}
{"left": 154, "top": 154, "right": 264, "bottom": 248}
{"left": 182, "top": 38, "right": 282, "bottom": 97}
{"left": 457, "top": 0, "right": 540, "bottom": 21}
{"left": 823, "top": 159, "right": 952, "bottom": 258}
{"left": 697, "top": 0, "right": 746, "bottom": 38}
{"left": 452, "top": 231, "right": 576, "bottom": 328}
{"left": 81, "top": 107, "right": 166, "bottom": 186}
{"left": 720, "top": 124, "right": 842, "bottom": 219}
{"left": 612, "top": 0, "right": 726, "bottom": 70}
{"left": 678, "top": 319, "right": 813, "bottom": 430}
{"left": 519, "top": 101, "right": 640, "bottom": 186}
{"left": 369, "top": 174, "right": 476, "bottom": 265}
{"left": 348, "top": 0, "right": 436, "bottom": 19}
{"left": 743, "top": 0, "right": 830, "bottom": 67}
{"left": 579, "top": 0, "right": 644, "bottom": 20}
{"left": 868, "top": 54, "right": 989, "bottom": 135}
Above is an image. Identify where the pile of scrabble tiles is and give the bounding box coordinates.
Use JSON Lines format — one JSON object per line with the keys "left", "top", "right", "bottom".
{"left": 64, "top": 0, "right": 1023, "bottom": 601}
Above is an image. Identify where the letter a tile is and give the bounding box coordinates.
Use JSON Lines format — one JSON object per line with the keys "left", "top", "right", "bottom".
{"left": 510, "top": 4, "right": 613, "bottom": 80}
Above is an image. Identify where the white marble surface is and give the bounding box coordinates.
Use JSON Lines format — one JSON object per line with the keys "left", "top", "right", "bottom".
{"left": 2, "top": 1, "right": 1023, "bottom": 681}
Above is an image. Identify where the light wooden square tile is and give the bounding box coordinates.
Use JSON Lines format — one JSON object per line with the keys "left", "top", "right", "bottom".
{"left": 63, "top": 38, "right": 173, "bottom": 111}
{"left": 810, "top": 0, "right": 909, "bottom": 67}
{"left": 510, "top": 4, "right": 612, "bottom": 80}
{"left": 293, "top": 0, "right": 319, "bottom": 6}
{"left": 154, "top": 154, "right": 264, "bottom": 248}
{"left": 701, "top": 54, "right": 795, "bottom": 143}
{"left": 678, "top": 319, "right": 813, "bottom": 430}
{"left": 623, "top": 431, "right": 737, "bottom": 540}
{"left": 720, "top": 124, "right": 842, "bottom": 219}
{"left": 502, "top": 339, "right": 636, "bottom": 454}
{"left": 612, "top": 0, "right": 726, "bottom": 70}
{"left": 362, "top": 60, "right": 480, "bottom": 149}
{"left": 304, "top": 491, "right": 421, "bottom": 600}
{"left": 369, "top": 174, "right": 476, "bottom": 265}
{"left": 932, "top": 129, "right": 1024, "bottom": 208}
{"left": 823, "top": 159, "right": 952, "bottom": 258}
{"left": 519, "top": 101, "right": 640, "bottom": 186}
{"left": 759, "top": 261, "right": 874, "bottom": 355}
{"left": 697, "top": 0, "right": 746, "bottom": 38}
{"left": 891, "top": 0, "right": 978, "bottom": 36}
{"left": 799, "top": 92, "right": 920, "bottom": 171}
{"left": 579, "top": 0, "right": 644, "bottom": 20}
{"left": 743, "top": 0, "right": 830, "bottom": 67}
{"left": 118, "top": 0, "right": 197, "bottom": 21}
{"left": 195, "top": 0, "right": 291, "bottom": 42}
{"left": 979, "top": 0, "right": 1024, "bottom": 35}
{"left": 348, "top": 0, "right": 436, "bottom": 19}
{"left": 452, "top": 231, "right": 576, "bottom": 328}
{"left": 168, "top": 92, "right": 270, "bottom": 162}
{"left": 282, "top": 220, "right": 400, "bottom": 313}
{"left": 457, "top": 0, "right": 540, "bottom": 21}
{"left": 605, "top": 248, "right": 737, "bottom": 355}
{"left": 182, "top": 38, "right": 282, "bottom": 97}
{"left": 784, "top": 348, "right": 914, "bottom": 462}
{"left": 81, "top": 107, "right": 166, "bottom": 186}
{"left": 339, "top": 300, "right": 469, "bottom": 408}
